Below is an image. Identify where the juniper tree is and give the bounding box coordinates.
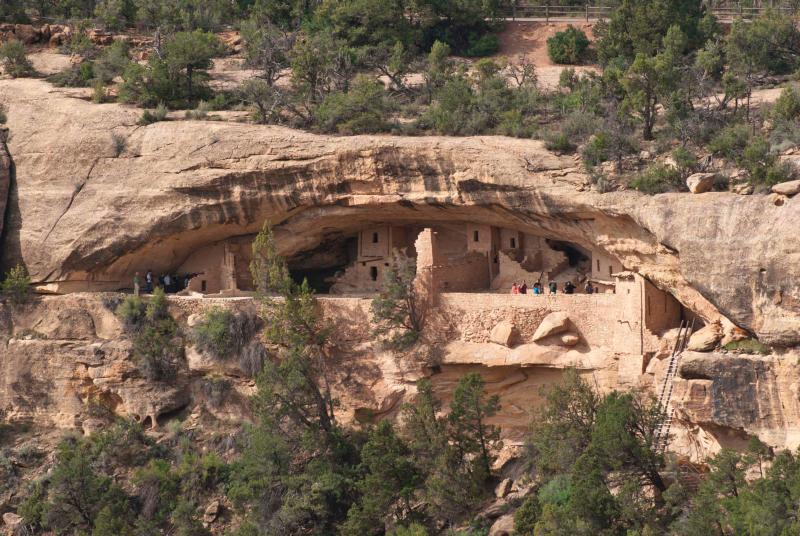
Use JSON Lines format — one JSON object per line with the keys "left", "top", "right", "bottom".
{"left": 371, "top": 249, "right": 427, "bottom": 348}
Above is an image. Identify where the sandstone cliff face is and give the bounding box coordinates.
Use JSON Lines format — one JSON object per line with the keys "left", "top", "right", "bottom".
{"left": 0, "top": 127, "right": 10, "bottom": 241}
{"left": 0, "top": 79, "right": 798, "bottom": 344}
{"left": 2, "top": 294, "right": 798, "bottom": 462}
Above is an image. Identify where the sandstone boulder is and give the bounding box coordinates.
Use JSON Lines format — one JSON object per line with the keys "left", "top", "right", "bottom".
{"left": 2, "top": 512, "right": 22, "bottom": 528}
{"left": 203, "top": 500, "right": 220, "bottom": 525}
{"left": 494, "top": 478, "right": 512, "bottom": 499}
{"left": 13, "top": 24, "right": 39, "bottom": 44}
{"left": 489, "top": 514, "right": 515, "bottom": 536}
{"left": 686, "top": 173, "right": 716, "bottom": 194}
{"left": 771, "top": 179, "right": 800, "bottom": 197}
{"left": 561, "top": 333, "right": 580, "bottom": 346}
{"left": 490, "top": 320, "right": 517, "bottom": 347}
{"left": 687, "top": 324, "right": 722, "bottom": 352}
{"left": 732, "top": 183, "right": 754, "bottom": 195}
{"left": 533, "top": 312, "right": 571, "bottom": 342}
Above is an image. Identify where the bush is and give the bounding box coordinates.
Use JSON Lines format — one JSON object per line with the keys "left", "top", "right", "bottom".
{"left": 191, "top": 307, "right": 233, "bottom": 359}
{"left": 630, "top": 164, "right": 683, "bottom": 194}
{"left": 47, "top": 61, "right": 95, "bottom": 87}
{"left": 116, "top": 295, "right": 146, "bottom": 331}
{"left": 117, "top": 289, "right": 181, "bottom": 381}
{"left": 0, "top": 40, "right": 34, "bottom": 78}
{"left": 1, "top": 265, "right": 31, "bottom": 304}
{"left": 111, "top": 132, "right": 126, "bottom": 156}
{"left": 708, "top": 123, "right": 751, "bottom": 161}
{"left": 772, "top": 86, "right": 800, "bottom": 122}
{"left": 547, "top": 26, "right": 591, "bottom": 65}
{"left": 315, "top": 75, "right": 394, "bottom": 134}
{"left": 138, "top": 103, "right": 168, "bottom": 125}
{"left": 723, "top": 338, "right": 771, "bottom": 355}
{"left": 464, "top": 33, "right": 500, "bottom": 57}
{"left": 544, "top": 130, "right": 576, "bottom": 153}
{"left": 671, "top": 146, "right": 698, "bottom": 177}
{"left": 92, "top": 81, "right": 107, "bottom": 103}
{"left": 185, "top": 101, "right": 212, "bottom": 120}
{"left": 0, "top": 103, "right": 6, "bottom": 124}
{"left": 238, "top": 341, "right": 267, "bottom": 377}
{"left": 191, "top": 306, "right": 260, "bottom": 360}
{"left": 582, "top": 133, "right": 611, "bottom": 168}
{"left": 94, "top": 40, "right": 132, "bottom": 84}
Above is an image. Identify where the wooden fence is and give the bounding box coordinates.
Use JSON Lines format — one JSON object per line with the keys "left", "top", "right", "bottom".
{"left": 501, "top": 3, "right": 796, "bottom": 21}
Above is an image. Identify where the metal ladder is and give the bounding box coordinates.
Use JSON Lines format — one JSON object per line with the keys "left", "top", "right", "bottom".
{"left": 653, "top": 318, "right": 694, "bottom": 454}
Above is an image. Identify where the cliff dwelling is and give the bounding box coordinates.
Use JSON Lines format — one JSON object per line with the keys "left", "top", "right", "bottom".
{"left": 172, "top": 222, "right": 629, "bottom": 297}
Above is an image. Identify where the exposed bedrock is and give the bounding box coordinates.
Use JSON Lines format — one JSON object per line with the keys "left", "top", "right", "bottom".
{"left": 0, "top": 79, "right": 799, "bottom": 343}
{"left": 674, "top": 351, "right": 800, "bottom": 452}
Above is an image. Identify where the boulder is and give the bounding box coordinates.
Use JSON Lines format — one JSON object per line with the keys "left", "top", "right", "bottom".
{"left": 203, "top": 500, "right": 220, "bottom": 525}
{"left": 489, "top": 514, "right": 515, "bottom": 536}
{"left": 560, "top": 333, "right": 580, "bottom": 347}
{"left": 2, "top": 512, "right": 22, "bottom": 528}
{"left": 494, "top": 478, "right": 512, "bottom": 499}
{"left": 732, "top": 183, "right": 754, "bottom": 195}
{"left": 686, "top": 172, "right": 716, "bottom": 194}
{"left": 687, "top": 324, "right": 722, "bottom": 352}
{"left": 533, "top": 312, "right": 571, "bottom": 342}
{"left": 771, "top": 179, "right": 800, "bottom": 197}
{"left": 13, "top": 24, "right": 40, "bottom": 44}
{"left": 490, "top": 320, "right": 517, "bottom": 348}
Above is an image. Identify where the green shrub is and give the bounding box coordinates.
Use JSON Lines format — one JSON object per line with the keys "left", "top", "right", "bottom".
{"left": 770, "top": 118, "right": 800, "bottom": 153}
{"left": 116, "top": 295, "right": 146, "bottom": 331}
{"left": 772, "top": 86, "right": 800, "bottom": 122}
{"left": 0, "top": 103, "right": 6, "bottom": 124}
{"left": 0, "top": 40, "right": 34, "bottom": 78}
{"left": 671, "top": 146, "right": 698, "bottom": 177}
{"left": 723, "top": 338, "right": 771, "bottom": 355}
{"left": 315, "top": 75, "right": 394, "bottom": 134}
{"left": 1, "top": 265, "right": 31, "bottom": 304}
{"left": 185, "top": 101, "right": 212, "bottom": 120}
{"left": 544, "top": 131, "right": 576, "bottom": 153}
{"left": 582, "top": 133, "right": 611, "bottom": 168}
{"left": 514, "top": 495, "right": 541, "bottom": 534}
{"left": 561, "top": 112, "right": 601, "bottom": 143}
{"left": 93, "top": 40, "right": 132, "bottom": 84}
{"left": 117, "top": 289, "right": 181, "bottom": 381}
{"left": 50, "top": 61, "right": 97, "bottom": 88}
{"left": 191, "top": 307, "right": 233, "bottom": 359}
{"left": 708, "top": 123, "right": 752, "bottom": 161}
{"left": 547, "top": 26, "right": 591, "bottom": 65}
{"left": 191, "top": 306, "right": 260, "bottom": 360}
{"left": 464, "top": 33, "right": 500, "bottom": 57}
{"left": 138, "top": 103, "right": 168, "bottom": 125}
{"left": 630, "top": 164, "right": 683, "bottom": 194}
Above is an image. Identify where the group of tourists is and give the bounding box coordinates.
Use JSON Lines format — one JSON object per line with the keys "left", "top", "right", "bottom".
{"left": 510, "top": 280, "right": 595, "bottom": 295}
{"left": 133, "top": 270, "right": 193, "bottom": 295}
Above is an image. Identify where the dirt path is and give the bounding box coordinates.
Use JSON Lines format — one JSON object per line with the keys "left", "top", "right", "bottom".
{"left": 494, "top": 21, "right": 600, "bottom": 89}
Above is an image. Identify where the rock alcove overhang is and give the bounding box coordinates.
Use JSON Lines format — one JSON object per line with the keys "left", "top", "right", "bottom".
{"left": 0, "top": 78, "right": 797, "bottom": 343}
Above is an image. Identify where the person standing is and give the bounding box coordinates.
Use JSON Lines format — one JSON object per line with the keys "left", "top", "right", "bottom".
{"left": 549, "top": 281, "right": 557, "bottom": 294}
{"left": 585, "top": 281, "right": 595, "bottom": 294}
{"left": 164, "top": 273, "right": 172, "bottom": 292}
{"left": 133, "top": 272, "right": 140, "bottom": 296}
{"left": 520, "top": 281, "right": 528, "bottom": 294}
{"left": 145, "top": 270, "right": 153, "bottom": 293}
{"left": 564, "top": 281, "right": 575, "bottom": 294}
